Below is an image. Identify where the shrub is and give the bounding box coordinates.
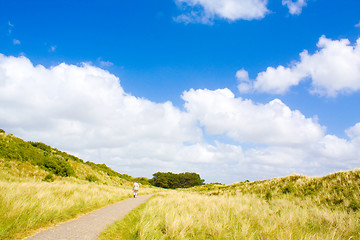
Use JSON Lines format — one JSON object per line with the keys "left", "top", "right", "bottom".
{"left": 0, "top": 129, "right": 5, "bottom": 133}
{"left": 265, "top": 191, "right": 272, "bottom": 201}
{"left": 282, "top": 184, "right": 294, "bottom": 194}
{"left": 29, "top": 142, "right": 52, "bottom": 153}
{"left": 349, "top": 201, "right": 360, "bottom": 211}
{"left": 42, "top": 174, "right": 55, "bottom": 182}
{"left": 42, "top": 157, "right": 75, "bottom": 177}
{"left": 86, "top": 174, "right": 99, "bottom": 182}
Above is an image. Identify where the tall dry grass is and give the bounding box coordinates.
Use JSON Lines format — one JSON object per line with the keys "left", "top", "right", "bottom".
{"left": 0, "top": 133, "right": 159, "bottom": 239}
{"left": 0, "top": 159, "right": 159, "bottom": 240}
{"left": 192, "top": 169, "right": 360, "bottom": 212}
{"left": 0, "top": 180, "right": 134, "bottom": 239}
{"left": 100, "top": 191, "right": 360, "bottom": 240}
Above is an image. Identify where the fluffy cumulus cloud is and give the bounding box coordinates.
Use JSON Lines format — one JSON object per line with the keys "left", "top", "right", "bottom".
{"left": 1, "top": 54, "right": 359, "bottom": 183}
{"left": 174, "top": 0, "right": 269, "bottom": 23}
{"left": 182, "top": 88, "right": 324, "bottom": 146}
{"left": 238, "top": 36, "right": 360, "bottom": 97}
{"left": 282, "top": 0, "right": 307, "bottom": 15}
{"left": 174, "top": 0, "right": 311, "bottom": 24}
{"left": 0, "top": 54, "right": 229, "bottom": 181}
{"left": 0, "top": 54, "right": 201, "bottom": 148}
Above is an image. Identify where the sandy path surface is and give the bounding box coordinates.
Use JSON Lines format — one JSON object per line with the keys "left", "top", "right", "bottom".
{"left": 25, "top": 194, "right": 153, "bottom": 240}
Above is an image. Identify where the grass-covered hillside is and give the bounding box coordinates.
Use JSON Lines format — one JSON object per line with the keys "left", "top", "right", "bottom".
{"left": 192, "top": 170, "right": 360, "bottom": 211}
{"left": 0, "top": 128, "right": 150, "bottom": 185}
{"left": 0, "top": 129, "right": 159, "bottom": 240}
{"left": 100, "top": 169, "right": 360, "bottom": 240}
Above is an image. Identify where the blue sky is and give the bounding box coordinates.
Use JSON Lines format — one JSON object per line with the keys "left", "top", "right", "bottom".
{"left": 1, "top": 0, "right": 360, "bottom": 183}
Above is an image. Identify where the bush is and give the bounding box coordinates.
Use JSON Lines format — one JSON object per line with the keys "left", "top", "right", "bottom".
{"left": 29, "top": 142, "right": 52, "bottom": 153}
{"left": 85, "top": 174, "right": 99, "bottom": 182}
{"left": 349, "top": 201, "right": 360, "bottom": 211}
{"left": 282, "top": 184, "right": 294, "bottom": 194}
{"left": 0, "top": 129, "right": 5, "bottom": 134}
{"left": 42, "top": 157, "right": 75, "bottom": 177}
{"left": 265, "top": 192, "right": 272, "bottom": 201}
{"left": 42, "top": 174, "right": 55, "bottom": 182}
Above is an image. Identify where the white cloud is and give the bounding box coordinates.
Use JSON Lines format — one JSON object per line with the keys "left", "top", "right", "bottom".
{"left": 0, "top": 54, "right": 200, "bottom": 149}
{"left": 0, "top": 53, "right": 207, "bottom": 178}
{"left": 238, "top": 36, "right": 360, "bottom": 97}
{"left": 355, "top": 21, "right": 360, "bottom": 28}
{"left": 8, "top": 21, "right": 14, "bottom": 35}
{"left": 236, "top": 69, "right": 252, "bottom": 93}
{"left": 282, "top": 0, "right": 307, "bottom": 15}
{"left": 0, "top": 54, "right": 359, "bottom": 183}
{"left": 97, "top": 58, "right": 114, "bottom": 67}
{"left": 49, "top": 46, "right": 56, "bottom": 52}
{"left": 243, "top": 65, "right": 306, "bottom": 94}
{"left": 182, "top": 88, "right": 324, "bottom": 146}
{"left": 174, "top": 0, "right": 269, "bottom": 23}
{"left": 346, "top": 123, "right": 360, "bottom": 143}
{"left": 13, "top": 39, "right": 21, "bottom": 45}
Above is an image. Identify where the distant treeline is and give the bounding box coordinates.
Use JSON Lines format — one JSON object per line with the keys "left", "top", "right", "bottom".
{"left": 150, "top": 172, "right": 205, "bottom": 189}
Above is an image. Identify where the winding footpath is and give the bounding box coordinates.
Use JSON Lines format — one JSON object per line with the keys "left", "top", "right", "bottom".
{"left": 25, "top": 194, "right": 153, "bottom": 240}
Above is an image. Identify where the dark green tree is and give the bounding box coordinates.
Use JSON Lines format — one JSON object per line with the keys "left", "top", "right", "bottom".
{"left": 150, "top": 172, "right": 204, "bottom": 189}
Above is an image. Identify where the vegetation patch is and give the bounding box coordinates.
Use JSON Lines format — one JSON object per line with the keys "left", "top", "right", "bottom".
{"left": 0, "top": 181, "right": 133, "bottom": 240}
{"left": 42, "top": 174, "right": 55, "bottom": 182}
{"left": 101, "top": 169, "right": 360, "bottom": 239}
{"left": 0, "top": 134, "right": 75, "bottom": 177}
{"left": 191, "top": 170, "right": 360, "bottom": 211}
{"left": 149, "top": 172, "right": 204, "bottom": 189}
{"left": 101, "top": 191, "right": 360, "bottom": 239}
{"left": 85, "top": 174, "right": 99, "bottom": 182}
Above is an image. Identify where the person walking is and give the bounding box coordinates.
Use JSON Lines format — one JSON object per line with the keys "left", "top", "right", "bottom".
{"left": 132, "top": 182, "right": 140, "bottom": 198}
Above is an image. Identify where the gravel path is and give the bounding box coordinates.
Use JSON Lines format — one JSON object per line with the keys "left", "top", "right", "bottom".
{"left": 25, "top": 194, "right": 153, "bottom": 240}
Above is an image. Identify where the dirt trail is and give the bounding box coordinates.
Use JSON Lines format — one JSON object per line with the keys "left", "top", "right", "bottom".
{"left": 25, "top": 194, "right": 153, "bottom": 240}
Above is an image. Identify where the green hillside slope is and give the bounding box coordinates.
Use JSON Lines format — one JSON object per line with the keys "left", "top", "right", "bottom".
{"left": 0, "top": 129, "right": 158, "bottom": 240}
{"left": 0, "top": 128, "right": 149, "bottom": 185}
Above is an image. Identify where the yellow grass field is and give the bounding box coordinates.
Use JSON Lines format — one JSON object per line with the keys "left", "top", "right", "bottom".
{"left": 0, "top": 159, "right": 158, "bottom": 240}
{"left": 100, "top": 173, "right": 360, "bottom": 240}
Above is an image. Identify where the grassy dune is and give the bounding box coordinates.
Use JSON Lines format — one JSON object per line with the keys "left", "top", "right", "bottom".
{"left": 0, "top": 160, "right": 158, "bottom": 240}
{"left": 0, "top": 131, "right": 159, "bottom": 240}
{"left": 100, "top": 171, "right": 360, "bottom": 240}
{"left": 193, "top": 170, "right": 360, "bottom": 212}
